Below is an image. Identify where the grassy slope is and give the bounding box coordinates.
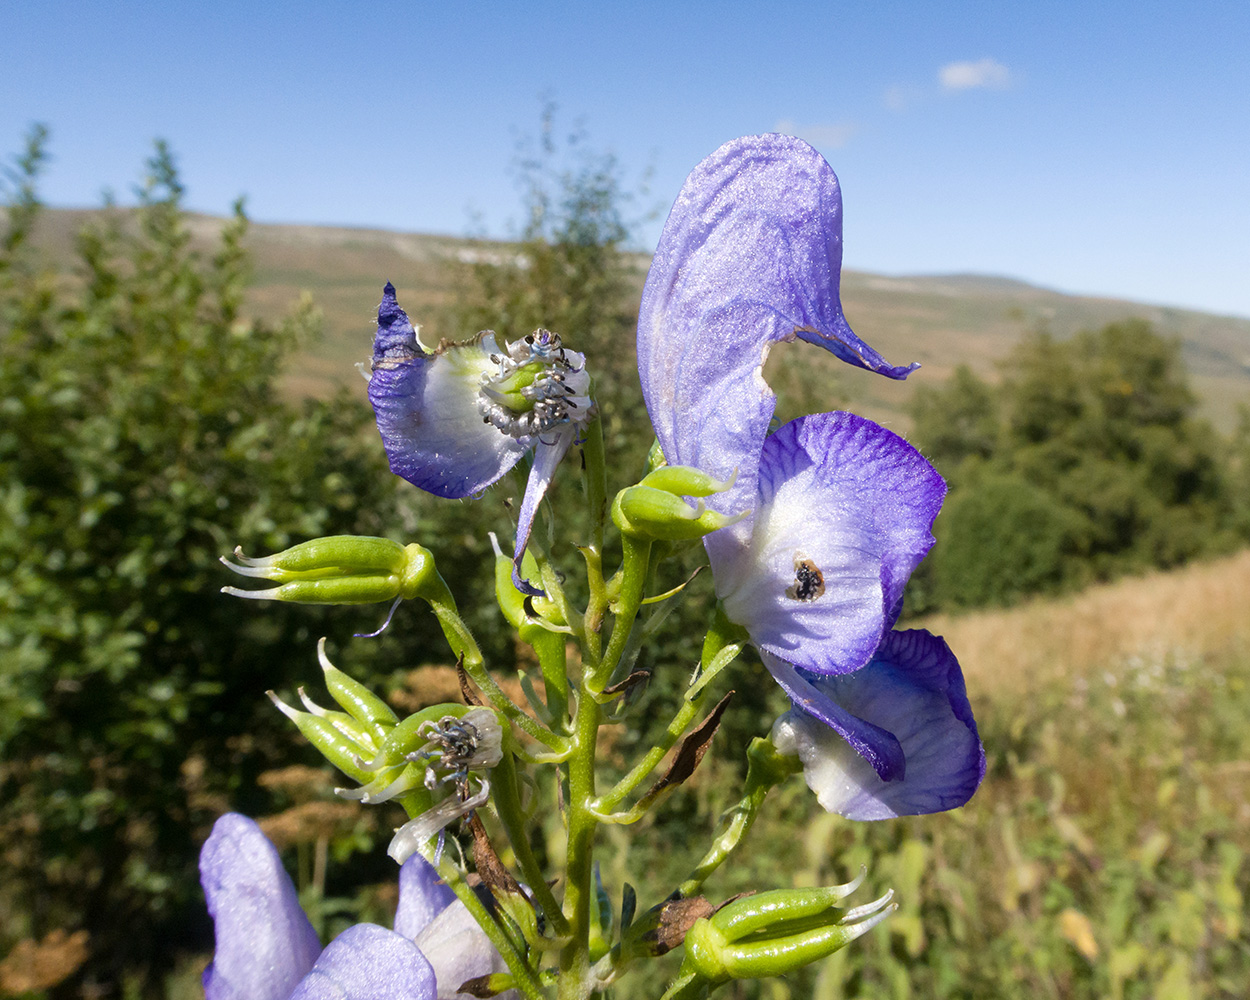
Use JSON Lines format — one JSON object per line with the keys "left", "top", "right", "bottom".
{"left": 32, "top": 209, "right": 1250, "bottom": 432}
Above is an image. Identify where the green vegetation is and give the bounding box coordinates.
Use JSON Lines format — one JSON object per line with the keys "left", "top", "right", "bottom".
{"left": 0, "top": 129, "right": 403, "bottom": 993}
{"left": 3, "top": 121, "right": 1248, "bottom": 999}
{"left": 907, "top": 323, "right": 1245, "bottom": 612}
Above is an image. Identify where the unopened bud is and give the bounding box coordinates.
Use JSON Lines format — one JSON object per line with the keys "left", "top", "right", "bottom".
{"left": 639, "top": 464, "right": 736, "bottom": 498}
{"left": 612, "top": 485, "right": 745, "bottom": 541}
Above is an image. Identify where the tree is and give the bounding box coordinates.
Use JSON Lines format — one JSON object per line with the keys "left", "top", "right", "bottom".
{"left": 0, "top": 131, "right": 398, "bottom": 995}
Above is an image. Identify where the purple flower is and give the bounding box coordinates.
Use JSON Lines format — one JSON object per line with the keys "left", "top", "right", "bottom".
{"left": 637, "top": 133, "right": 918, "bottom": 530}
{"left": 767, "top": 631, "right": 986, "bottom": 820}
{"left": 200, "top": 813, "right": 510, "bottom": 1000}
{"left": 637, "top": 134, "right": 983, "bottom": 817}
{"left": 717, "top": 412, "right": 984, "bottom": 816}
{"left": 367, "top": 283, "right": 593, "bottom": 595}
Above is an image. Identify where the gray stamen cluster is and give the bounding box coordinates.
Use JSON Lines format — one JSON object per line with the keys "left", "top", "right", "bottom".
{"left": 476, "top": 329, "right": 592, "bottom": 439}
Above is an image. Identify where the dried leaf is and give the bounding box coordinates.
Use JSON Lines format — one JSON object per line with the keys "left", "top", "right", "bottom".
{"left": 456, "top": 653, "right": 486, "bottom": 707}
{"left": 637, "top": 692, "right": 733, "bottom": 809}
{"left": 642, "top": 897, "right": 716, "bottom": 956}
{"left": 600, "top": 670, "right": 651, "bottom": 699}
{"left": 468, "top": 813, "right": 524, "bottom": 896}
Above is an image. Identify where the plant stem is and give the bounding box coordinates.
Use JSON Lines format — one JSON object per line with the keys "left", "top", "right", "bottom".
{"left": 677, "top": 737, "right": 800, "bottom": 898}
{"left": 558, "top": 679, "right": 603, "bottom": 1000}
{"left": 495, "top": 751, "right": 571, "bottom": 938}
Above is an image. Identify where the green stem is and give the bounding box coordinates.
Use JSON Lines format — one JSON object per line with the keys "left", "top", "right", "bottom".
{"left": 677, "top": 737, "right": 800, "bottom": 899}
{"left": 558, "top": 683, "right": 603, "bottom": 1000}
{"left": 427, "top": 848, "right": 546, "bottom": 1000}
{"left": 494, "top": 750, "right": 571, "bottom": 939}
{"left": 430, "top": 602, "right": 563, "bottom": 750}
{"left": 659, "top": 971, "right": 712, "bottom": 1000}
{"left": 595, "top": 612, "right": 745, "bottom": 812}
{"left": 580, "top": 413, "right": 608, "bottom": 559}
{"left": 588, "top": 534, "right": 651, "bottom": 695}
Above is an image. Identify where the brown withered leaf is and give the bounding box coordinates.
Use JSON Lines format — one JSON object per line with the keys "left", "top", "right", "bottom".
{"left": 637, "top": 692, "right": 734, "bottom": 810}
{"left": 643, "top": 897, "right": 716, "bottom": 956}
{"left": 599, "top": 669, "right": 651, "bottom": 700}
{"left": 468, "top": 813, "right": 524, "bottom": 896}
{"left": 456, "top": 653, "right": 486, "bottom": 707}
{"left": 457, "top": 975, "right": 500, "bottom": 998}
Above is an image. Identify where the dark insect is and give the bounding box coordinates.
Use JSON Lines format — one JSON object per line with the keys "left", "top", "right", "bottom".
{"left": 785, "top": 553, "right": 825, "bottom": 602}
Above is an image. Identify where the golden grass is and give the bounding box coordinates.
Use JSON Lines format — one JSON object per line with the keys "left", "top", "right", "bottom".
{"left": 918, "top": 548, "right": 1250, "bottom": 695}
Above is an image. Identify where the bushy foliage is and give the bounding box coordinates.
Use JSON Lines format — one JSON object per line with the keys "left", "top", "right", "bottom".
{"left": 908, "top": 323, "right": 1236, "bottom": 610}
{"left": 0, "top": 131, "right": 399, "bottom": 993}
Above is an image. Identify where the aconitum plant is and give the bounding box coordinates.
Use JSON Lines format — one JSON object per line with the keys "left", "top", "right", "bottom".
{"left": 212, "top": 133, "right": 984, "bottom": 1000}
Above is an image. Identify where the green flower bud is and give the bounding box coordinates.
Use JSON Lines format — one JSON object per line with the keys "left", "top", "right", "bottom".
{"left": 681, "top": 876, "right": 896, "bottom": 984}
{"left": 612, "top": 485, "right": 745, "bottom": 541}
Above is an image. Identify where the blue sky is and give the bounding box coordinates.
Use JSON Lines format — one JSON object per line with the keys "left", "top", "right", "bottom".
{"left": 4, "top": 1, "right": 1249, "bottom": 318}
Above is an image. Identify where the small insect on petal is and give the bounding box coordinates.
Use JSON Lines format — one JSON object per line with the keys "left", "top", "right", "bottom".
{"left": 785, "top": 554, "right": 825, "bottom": 602}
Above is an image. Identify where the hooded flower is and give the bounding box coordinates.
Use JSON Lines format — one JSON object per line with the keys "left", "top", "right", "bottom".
{"left": 367, "top": 283, "right": 593, "bottom": 594}
{"left": 637, "top": 133, "right": 983, "bottom": 817}
{"left": 637, "top": 132, "right": 918, "bottom": 530}
{"left": 200, "top": 813, "right": 510, "bottom": 1000}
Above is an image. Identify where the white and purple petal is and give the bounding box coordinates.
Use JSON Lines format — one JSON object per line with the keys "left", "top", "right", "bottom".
{"left": 288, "top": 924, "right": 436, "bottom": 1000}
{"left": 770, "top": 629, "right": 986, "bottom": 820}
{"left": 396, "top": 854, "right": 516, "bottom": 1000}
{"left": 637, "top": 134, "right": 918, "bottom": 516}
{"left": 368, "top": 284, "right": 528, "bottom": 498}
{"left": 394, "top": 852, "right": 458, "bottom": 940}
{"left": 200, "top": 814, "right": 323, "bottom": 1000}
{"left": 716, "top": 411, "right": 945, "bottom": 676}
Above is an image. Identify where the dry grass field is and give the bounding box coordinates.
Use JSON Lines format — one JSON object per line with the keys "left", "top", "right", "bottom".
{"left": 920, "top": 548, "right": 1250, "bottom": 697}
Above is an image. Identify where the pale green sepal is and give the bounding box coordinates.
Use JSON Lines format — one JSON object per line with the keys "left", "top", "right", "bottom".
{"left": 681, "top": 883, "right": 896, "bottom": 983}
{"left": 221, "top": 536, "right": 440, "bottom": 606}
{"left": 268, "top": 691, "right": 375, "bottom": 784}
{"left": 316, "top": 638, "right": 399, "bottom": 737}
{"left": 227, "top": 536, "right": 408, "bottom": 577}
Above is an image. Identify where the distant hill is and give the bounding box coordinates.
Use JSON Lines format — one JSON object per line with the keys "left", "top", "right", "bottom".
{"left": 31, "top": 208, "right": 1250, "bottom": 433}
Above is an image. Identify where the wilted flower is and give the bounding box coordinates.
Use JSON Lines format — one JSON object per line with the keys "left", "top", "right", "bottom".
{"left": 200, "top": 813, "right": 510, "bottom": 1000}
{"left": 386, "top": 709, "right": 504, "bottom": 864}
{"left": 637, "top": 133, "right": 983, "bottom": 817}
{"left": 367, "top": 283, "right": 593, "bottom": 594}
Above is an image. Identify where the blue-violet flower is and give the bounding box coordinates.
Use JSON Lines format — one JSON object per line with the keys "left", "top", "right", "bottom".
{"left": 638, "top": 133, "right": 984, "bottom": 817}
{"left": 200, "top": 813, "right": 511, "bottom": 1000}
{"left": 368, "top": 283, "right": 593, "bottom": 594}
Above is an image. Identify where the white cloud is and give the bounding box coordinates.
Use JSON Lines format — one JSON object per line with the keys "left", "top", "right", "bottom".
{"left": 939, "top": 58, "right": 1012, "bottom": 92}
{"left": 773, "top": 119, "right": 857, "bottom": 150}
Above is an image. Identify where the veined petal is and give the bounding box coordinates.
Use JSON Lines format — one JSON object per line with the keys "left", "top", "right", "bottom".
{"left": 770, "top": 630, "right": 986, "bottom": 820}
{"left": 638, "top": 134, "right": 918, "bottom": 516}
{"left": 368, "top": 285, "right": 528, "bottom": 498}
{"left": 200, "top": 814, "right": 322, "bottom": 1000}
{"left": 394, "top": 853, "right": 457, "bottom": 940}
{"left": 716, "top": 412, "right": 944, "bottom": 675}
{"left": 288, "top": 924, "right": 436, "bottom": 1000}
{"left": 764, "top": 652, "right": 904, "bottom": 783}
{"left": 394, "top": 855, "right": 516, "bottom": 1000}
